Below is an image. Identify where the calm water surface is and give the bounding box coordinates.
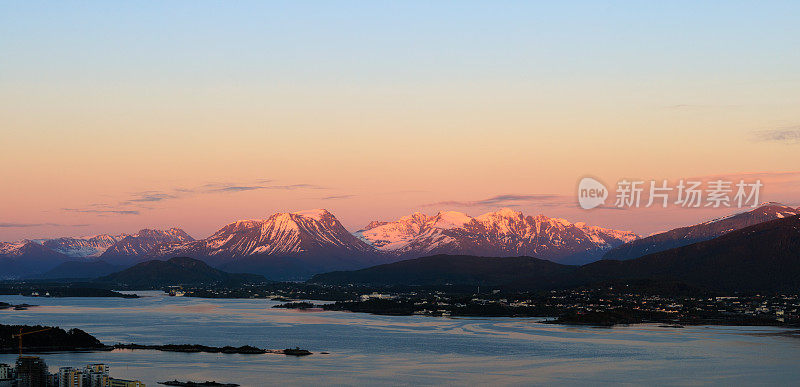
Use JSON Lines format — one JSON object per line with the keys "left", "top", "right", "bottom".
{"left": 1, "top": 291, "right": 799, "bottom": 386}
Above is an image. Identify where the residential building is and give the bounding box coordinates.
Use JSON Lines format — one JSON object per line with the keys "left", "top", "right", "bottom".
{"left": 0, "top": 364, "right": 12, "bottom": 380}
{"left": 58, "top": 367, "right": 83, "bottom": 387}
{"left": 15, "top": 356, "right": 49, "bottom": 387}
{"left": 83, "top": 364, "right": 109, "bottom": 387}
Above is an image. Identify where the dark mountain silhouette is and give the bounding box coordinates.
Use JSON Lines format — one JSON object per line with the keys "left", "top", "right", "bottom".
{"left": 603, "top": 203, "right": 798, "bottom": 261}
{"left": 94, "top": 257, "right": 267, "bottom": 289}
{"left": 309, "top": 254, "right": 578, "bottom": 289}
{"left": 581, "top": 214, "right": 800, "bottom": 292}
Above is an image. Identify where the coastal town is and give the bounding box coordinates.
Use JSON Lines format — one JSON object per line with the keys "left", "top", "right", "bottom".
{"left": 175, "top": 282, "right": 800, "bottom": 326}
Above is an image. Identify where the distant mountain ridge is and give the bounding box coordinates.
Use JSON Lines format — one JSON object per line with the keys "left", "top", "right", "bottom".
{"left": 313, "top": 214, "right": 800, "bottom": 293}
{"left": 603, "top": 203, "right": 798, "bottom": 261}
{"left": 3, "top": 204, "right": 797, "bottom": 281}
{"left": 41, "top": 234, "right": 126, "bottom": 258}
{"left": 100, "top": 228, "right": 195, "bottom": 265}
{"left": 0, "top": 228, "right": 193, "bottom": 279}
{"left": 0, "top": 241, "right": 71, "bottom": 279}
{"left": 356, "top": 208, "right": 638, "bottom": 264}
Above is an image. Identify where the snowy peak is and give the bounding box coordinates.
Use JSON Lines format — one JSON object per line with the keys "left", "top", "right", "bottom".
{"left": 100, "top": 228, "right": 194, "bottom": 260}
{"left": 430, "top": 211, "right": 473, "bottom": 229}
{"left": 163, "top": 209, "right": 375, "bottom": 259}
{"left": 290, "top": 208, "right": 334, "bottom": 222}
{"left": 41, "top": 234, "right": 127, "bottom": 258}
{"left": 0, "top": 234, "right": 128, "bottom": 259}
{"left": 357, "top": 209, "right": 639, "bottom": 264}
{"left": 355, "top": 212, "right": 432, "bottom": 251}
{"left": 477, "top": 207, "right": 523, "bottom": 221}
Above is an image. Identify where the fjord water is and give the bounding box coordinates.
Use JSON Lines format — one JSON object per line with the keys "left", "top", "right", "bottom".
{"left": 1, "top": 292, "right": 799, "bottom": 386}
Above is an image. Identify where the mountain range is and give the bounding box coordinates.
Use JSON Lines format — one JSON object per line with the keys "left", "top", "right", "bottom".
{"left": 313, "top": 214, "right": 800, "bottom": 293}
{"left": 0, "top": 229, "right": 194, "bottom": 279}
{"left": 355, "top": 208, "right": 638, "bottom": 264}
{"left": 2, "top": 203, "right": 798, "bottom": 281}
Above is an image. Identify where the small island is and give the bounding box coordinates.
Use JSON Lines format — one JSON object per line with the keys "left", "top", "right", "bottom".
{"left": 1, "top": 324, "right": 313, "bottom": 356}
{"left": 115, "top": 343, "right": 312, "bottom": 356}
{"left": 272, "top": 301, "right": 317, "bottom": 310}
{"left": 0, "top": 302, "right": 36, "bottom": 311}
{"left": 0, "top": 324, "right": 110, "bottom": 353}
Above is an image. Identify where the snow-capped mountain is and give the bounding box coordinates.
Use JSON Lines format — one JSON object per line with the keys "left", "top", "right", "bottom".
{"left": 99, "top": 228, "right": 194, "bottom": 265}
{"left": 158, "top": 209, "right": 375, "bottom": 259}
{"left": 155, "top": 209, "right": 383, "bottom": 279}
{"left": 356, "top": 208, "right": 639, "bottom": 264}
{"left": 603, "top": 202, "right": 799, "bottom": 261}
{"left": 40, "top": 234, "right": 127, "bottom": 258}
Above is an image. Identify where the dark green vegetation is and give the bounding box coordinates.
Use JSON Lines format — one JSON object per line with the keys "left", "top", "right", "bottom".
{"left": 0, "top": 324, "right": 107, "bottom": 353}
{"left": 94, "top": 257, "right": 268, "bottom": 289}
{"left": 312, "top": 216, "right": 800, "bottom": 293}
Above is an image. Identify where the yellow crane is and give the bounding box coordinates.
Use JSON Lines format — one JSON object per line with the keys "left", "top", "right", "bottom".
{"left": 11, "top": 327, "right": 52, "bottom": 356}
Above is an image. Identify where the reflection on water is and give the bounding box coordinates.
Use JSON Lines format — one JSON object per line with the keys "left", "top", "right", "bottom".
{"left": 1, "top": 291, "right": 799, "bottom": 386}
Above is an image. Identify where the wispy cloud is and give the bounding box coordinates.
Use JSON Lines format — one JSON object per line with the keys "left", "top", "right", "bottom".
{"left": 62, "top": 179, "right": 328, "bottom": 217}
{"left": 63, "top": 208, "right": 140, "bottom": 215}
{"left": 127, "top": 192, "right": 179, "bottom": 202}
{"left": 207, "top": 185, "right": 265, "bottom": 192}
{"left": 752, "top": 126, "right": 800, "bottom": 144}
{"left": 193, "top": 182, "right": 326, "bottom": 194}
{"left": 320, "top": 194, "right": 356, "bottom": 200}
{"left": 423, "top": 194, "right": 568, "bottom": 208}
{"left": 0, "top": 222, "right": 90, "bottom": 228}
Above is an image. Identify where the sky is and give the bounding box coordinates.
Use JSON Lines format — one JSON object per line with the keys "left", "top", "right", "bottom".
{"left": 1, "top": 1, "right": 799, "bottom": 240}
